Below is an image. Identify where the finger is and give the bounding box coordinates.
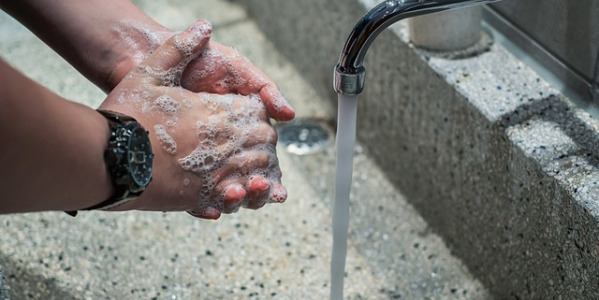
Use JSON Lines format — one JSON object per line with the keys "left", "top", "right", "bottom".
{"left": 247, "top": 176, "right": 270, "bottom": 201}
{"left": 241, "top": 123, "right": 278, "bottom": 149}
{"left": 268, "top": 183, "right": 288, "bottom": 203}
{"left": 242, "top": 176, "right": 271, "bottom": 210}
{"left": 243, "top": 179, "right": 271, "bottom": 210}
{"left": 228, "top": 93, "right": 269, "bottom": 121}
{"left": 211, "top": 150, "right": 272, "bottom": 184}
{"left": 187, "top": 207, "right": 221, "bottom": 220}
{"left": 222, "top": 51, "right": 295, "bottom": 122}
{"left": 233, "top": 68, "right": 296, "bottom": 122}
{"left": 222, "top": 183, "right": 247, "bottom": 214}
{"left": 217, "top": 175, "right": 271, "bottom": 213}
{"left": 258, "top": 84, "right": 295, "bottom": 122}
{"left": 244, "top": 173, "right": 286, "bottom": 209}
{"left": 182, "top": 42, "right": 295, "bottom": 121}
{"left": 249, "top": 177, "right": 269, "bottom": 194}
{"left": 140, "top": 20, "right": 212, "bottom": 84}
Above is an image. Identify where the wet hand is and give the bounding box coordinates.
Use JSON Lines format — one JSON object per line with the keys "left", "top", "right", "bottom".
{"left": 180, "top": 40, "right": 295, "bottom": 122}
{"left": 108, "top": 20, "right": 295, "bottom": 122}
{"left": 99, "top": 21, "right": 287, "bottom": 219}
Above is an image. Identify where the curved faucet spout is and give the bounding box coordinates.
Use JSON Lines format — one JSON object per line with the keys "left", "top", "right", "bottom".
{"left": 334, "top": 0, "right": 502, "bottom": 95}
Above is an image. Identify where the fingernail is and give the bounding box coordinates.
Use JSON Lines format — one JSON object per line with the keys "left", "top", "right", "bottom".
{"left": 224, "top": 184, "right": 246, "bottom": 203}
{"left": 250, "top": 177, "right": 270, "bottom": 192}
{"left": 187, "top": 207, "right": 221, "bottom": 220}
{"left": 188, "top": 20, "right": 212, "bottom": 39}
{"left": 264, "top": 86, "right": 295, "bottom": 121}
{"left": 281, "top": 105, "right": 296, "bottom": 121}
{"left": 269, "top": 185, "right": 288, "bottom": 203}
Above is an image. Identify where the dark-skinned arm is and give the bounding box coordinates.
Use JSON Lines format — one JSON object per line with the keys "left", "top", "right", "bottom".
{"left": 0, "top": 0, "right": 295, "bottom": 121}
{"left": 0, "top": 59, "right": 113, "bottom": 213}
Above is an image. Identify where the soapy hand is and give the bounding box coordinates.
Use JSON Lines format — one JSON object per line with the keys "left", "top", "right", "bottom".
{"left": 180, "top": 40, "right": 295, "bottom": 122}
{"left": 99, "top": 20, "right": 287, "bottom": 219}
{"left": 110, "top": 20, "right": 295, "bottom": 122}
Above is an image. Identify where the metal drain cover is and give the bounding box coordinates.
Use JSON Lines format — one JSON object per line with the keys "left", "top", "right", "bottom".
{"left": 276, "top": 118, "right": 334, "bottom": 155}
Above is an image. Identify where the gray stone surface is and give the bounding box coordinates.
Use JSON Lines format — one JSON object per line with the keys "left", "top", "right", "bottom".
{"left": 491, "top": 0, "right": 599, "bottom": 82}
{"left": 0, "top": 0, "right": 488, "bottom": 299}
{"left": 0, "top": 265, "right": 9, "bottom": 300}
{"left": 238, "top": 0, "right": 599, "bottom": 298}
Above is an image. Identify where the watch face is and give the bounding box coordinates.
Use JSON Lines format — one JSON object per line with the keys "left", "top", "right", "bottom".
{"left": 127, "top": 126, "right": 153, "bottom": 187}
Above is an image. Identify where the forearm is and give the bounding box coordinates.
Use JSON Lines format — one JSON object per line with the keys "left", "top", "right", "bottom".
{"left": 0, "top": 59, "right": 113, "bottom": 213}
{"left": 0, "top": 0, "right": 170, "bottom": 92}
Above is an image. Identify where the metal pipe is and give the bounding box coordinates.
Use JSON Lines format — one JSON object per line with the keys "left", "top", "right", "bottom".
{"left": 334, "top": 0, "right": 503, "bottom": 95}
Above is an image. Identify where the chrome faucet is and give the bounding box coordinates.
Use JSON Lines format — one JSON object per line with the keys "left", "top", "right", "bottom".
{"left": 333, "top": 0, "right": 503, "bottom": 96}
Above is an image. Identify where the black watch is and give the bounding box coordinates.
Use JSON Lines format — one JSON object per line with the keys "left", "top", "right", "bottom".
{"left": 66, "top": 110, "right": 154, "bottom": 216}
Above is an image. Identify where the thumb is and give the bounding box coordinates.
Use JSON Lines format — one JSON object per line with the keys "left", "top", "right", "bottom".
{"left": 140, "top": 20, "right": 212, "bottom": 86}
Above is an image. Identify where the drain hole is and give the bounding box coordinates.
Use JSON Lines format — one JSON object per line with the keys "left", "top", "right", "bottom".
{"left": 276, "top": 118, "right": 334, "bottom": 155}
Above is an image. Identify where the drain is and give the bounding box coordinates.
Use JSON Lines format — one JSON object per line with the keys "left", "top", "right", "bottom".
{"left": 276, "top": 118, "right": 334, "bottom": 155}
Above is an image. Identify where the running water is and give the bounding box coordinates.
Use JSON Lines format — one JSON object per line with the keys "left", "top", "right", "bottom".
{"left": 330, "top": 94, "right": 359, "bottom": 300}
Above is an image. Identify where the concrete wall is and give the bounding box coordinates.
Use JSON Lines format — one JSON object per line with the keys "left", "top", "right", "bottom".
{"left": 491, "top": 0, "right": 599, "bottom": 82}
{"left": 236, "top": 0, "right": 599, "bottom": 298}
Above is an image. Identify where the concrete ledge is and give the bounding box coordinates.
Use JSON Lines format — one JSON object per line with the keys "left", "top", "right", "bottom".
{"left": 237, "top": 0, "right": 599, "bottom": 298}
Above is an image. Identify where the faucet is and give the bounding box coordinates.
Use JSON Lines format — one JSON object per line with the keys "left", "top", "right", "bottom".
{"left": 333, "top": 0, "right": 503, "bottom": 96}
{"left": 331, "top": 3, "right": 504, "bottom": 300}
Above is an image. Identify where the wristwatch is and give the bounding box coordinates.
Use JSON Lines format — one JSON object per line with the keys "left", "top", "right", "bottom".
{"left": 66, "top": 110, "right": 154, "bottom": 216}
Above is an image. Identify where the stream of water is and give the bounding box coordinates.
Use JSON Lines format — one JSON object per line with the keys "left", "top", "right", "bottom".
{"left": 330, "top": 94, "right": 359, "bottom": 300}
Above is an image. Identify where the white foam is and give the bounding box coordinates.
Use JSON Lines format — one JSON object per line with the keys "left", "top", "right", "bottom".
{"left": 154, "top": 124, "right": 177, "bottom": 155}
{"left": 174, "top": 92, "right": 283, "bottom": 208}
{"left": 165, "top": 119, "right": 178, "bottom": 128}
{"left": 113, "top": 20, "right": 171, "bottom": 64}
{"left": 154, "top": 95, "right": 181, "bottom": 115}
{"left": 181, "top": 48, "right": 225, "bottom": 89}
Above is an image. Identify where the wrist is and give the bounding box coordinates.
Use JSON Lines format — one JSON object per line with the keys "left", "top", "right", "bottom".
{"left": 66, "top": 110, "right": 154, "bottom": 215}
{"left": 103, "top": 22, "right": 174, "bottom": 91}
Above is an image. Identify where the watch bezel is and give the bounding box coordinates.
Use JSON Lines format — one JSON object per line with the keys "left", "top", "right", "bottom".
{"left": 126, "top": 124, "right": 153, "bottom": 189}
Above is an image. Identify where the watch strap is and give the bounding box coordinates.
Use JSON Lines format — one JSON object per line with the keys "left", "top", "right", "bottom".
{"left": 64, "top": 186, "right": 133, "bottom": 216}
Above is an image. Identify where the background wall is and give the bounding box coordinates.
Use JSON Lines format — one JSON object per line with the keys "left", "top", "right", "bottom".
{"left": 489, "top": 0, "right": 599, "bottom": 102}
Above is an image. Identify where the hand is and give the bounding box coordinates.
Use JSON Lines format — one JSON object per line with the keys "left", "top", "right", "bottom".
{"left": 99, "top": 21, "right": 287, "bottom": 219}
{"left": 180, "top": 40, "right": 295, "bottom": 122}
{"left": 109, "top": 20, "right": 295, "bottom": 122}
